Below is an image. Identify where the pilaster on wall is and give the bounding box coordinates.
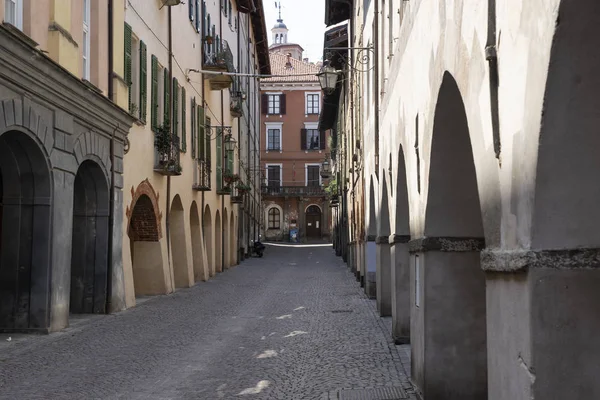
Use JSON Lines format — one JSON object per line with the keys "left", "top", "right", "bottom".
{"left": 48, "top": 0, "right": 79, "bottom": 76}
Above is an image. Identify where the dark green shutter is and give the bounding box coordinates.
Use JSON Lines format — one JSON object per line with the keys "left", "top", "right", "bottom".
{"left": 151, "top": 55, "right": 158, "bottom": 131}
{"left": 139, "top": 41, "right": 147, "bottom": 122}
{"left": 198, "top": 106, "right": 205, "bottom": 161}
{"left": 124, "top": 23, "right": 132, "bottom": 112}
{"left": 190, "top": 98, "right": 196, "bottom": 158}
{"left": 172, "top": 78, "right": 179, "bottom": 150}
{"left": 195, "top": 0, "right": 200, "bottom": 32}
{"left": 206, "top": 116, "right": 212, "bottom": 168}
{"left": 216, "top": 128, "right": 222, "bottom": 190}
{"left": 164, "top": 68, "right": 170, "bottom": 126}
{"left": 182, "top": 87, "right": 187, "bottom": 153}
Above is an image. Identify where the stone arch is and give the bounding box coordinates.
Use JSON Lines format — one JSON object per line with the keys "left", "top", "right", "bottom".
{"left": 223, "top": 208, "right": 230, "bottom": 269}
{"left": 375, "top": 175, "right": 392, "bottom": 316}
{"left": 367, "top": 176, "right": 377, "bottom": 238}
{"left": 391, "top": 146, "right": 411, "bottom": 344}
{"left": 414, "top": 72, "right": 487, "bottom": 399}
{"left": 170, "top": 195, "right": 191, "bottom": 288}
{"left": 72, "top": 131, "right": 111, "bottom": 181}
{"left": 522, "top": 2, "right": 600, "bottom": 398}
{"left": 265, "top": 203, "right": 283, "bottom": 240}
{"left": 190, "top": 201, "right": 207, "bottom": 282}
{"left": 203, "top": 205, "right": 214, "bottom": 277}
{"left": 0, "top": 128, "right": 53, "bottom": 330}
{"left": 70, "top": 159, "right": 110, "bottom": 314}
{"left": 215, "top": 210, "right": 222, "bottom": 273}
{"left": 126, "top": 179, "right": 162, "bottom": 240}
{"left": 304, "top": 203, "right": 322, "bottom": 213}
{"left": 127, "top": 180, "right": 166, "bottom": 296}
{"left": 378, "top": 177, "right": 391, "bottom": 236}
{"left": 305, "top": 204, "right": 323, "bottom": 239}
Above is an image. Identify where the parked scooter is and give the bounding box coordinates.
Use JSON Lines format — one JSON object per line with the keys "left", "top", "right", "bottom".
{"left": 251, "top": 238, "right": 266, "bottom": 257}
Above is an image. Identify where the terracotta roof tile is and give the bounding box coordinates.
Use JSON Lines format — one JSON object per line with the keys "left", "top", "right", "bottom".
{"left": 261, "top": 51, "right": 321, "bottom": 83}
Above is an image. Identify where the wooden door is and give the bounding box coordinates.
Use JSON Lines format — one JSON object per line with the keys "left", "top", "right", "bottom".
{"left": 305, "top": 205, "right": 322, "bottom": 238}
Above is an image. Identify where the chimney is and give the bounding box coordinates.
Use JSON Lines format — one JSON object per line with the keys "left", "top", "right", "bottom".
{"left": 285, "top": 53, "right": 292, "bottom": 68}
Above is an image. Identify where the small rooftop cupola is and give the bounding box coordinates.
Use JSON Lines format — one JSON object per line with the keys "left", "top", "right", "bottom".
{"left": 272, "top": 2, "right": 288, "bottom": 44}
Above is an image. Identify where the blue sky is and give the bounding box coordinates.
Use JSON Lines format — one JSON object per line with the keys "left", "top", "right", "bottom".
{"left": 263, "top": 0, "right": 326, "bottom": 62}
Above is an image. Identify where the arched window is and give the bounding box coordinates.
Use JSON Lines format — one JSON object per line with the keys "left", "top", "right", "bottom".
{"left": 268, "top": 208, "right": 281, "bottom": 229}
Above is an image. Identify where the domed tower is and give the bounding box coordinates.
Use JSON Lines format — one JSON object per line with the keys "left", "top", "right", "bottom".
{"left": 269, "top": 4, "right": 304, "bottom": 60}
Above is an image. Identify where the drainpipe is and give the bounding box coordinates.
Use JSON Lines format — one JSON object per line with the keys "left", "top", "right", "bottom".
{"left": 201, "top": 1, "right": 206, "bottom": 238}
{"left": 106, "top": 124, "right": 118, "bottom": 313}
{"left": 374, "top": 0, "right": 380, "bottom": 177}
{"left": 220, "top": 0, "right": 225, "bottom": 271}
{"left": 486, "top": 0, "right": 501, "bottom": 160}
{"left": 108, "top": 0, "right": 114, "bottom": 101}
{"left": 166, "top": 5, "right": 174, "bottom": 289}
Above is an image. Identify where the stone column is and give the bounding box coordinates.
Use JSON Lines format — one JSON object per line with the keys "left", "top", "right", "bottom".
{"left": 390, "top": 234, "right": 410, "bottom": 344}
{"left": 483, "top": 248, "right": 600, "bottom": 400}
{"left": 376, "top": 235, "right": 392, "bottom": 317}
{"left": 365, "top": 235, "right": 377, "bottom": 298}
{"left": 410, "top": 237, "right": 487, "bottom": 400}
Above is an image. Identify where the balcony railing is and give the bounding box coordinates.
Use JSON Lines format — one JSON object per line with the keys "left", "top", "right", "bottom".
{"left": 192, "top": 160, "right": 211, "bottom": 191}
{"left": 203, "top": 38, "right": 234, "bottom": 90}
{"left": 261, "top": 185, "right": 327, "bottom": 197}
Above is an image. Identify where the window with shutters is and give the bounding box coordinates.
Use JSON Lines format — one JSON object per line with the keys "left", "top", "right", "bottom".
{"left": 216, "top": 127, "right": 223, "bottom": 190}
{"left": 305, "top": 93, "right": 320, "bottom": 115}
{"left": 139, "top": 41, "right": 147, "bottom": 122}
{"left": 195, "top": 0, "right": 200, "bottom": 32}
{"left": 158, "top": 64, "right": 165, "bottom": 127}
{"left": 306, "top": 129, "right": 320, "bottom": 150}
{"left": 267, "top": 94, "right": 280, "bottom": 114}
{"left": 151, "top": 55, "right": 159, "bottom": 131}
{"left": 163, "top": 68, "right": 170, "bottom": 127}
{"left": 205, "top": 116, "right": 211, "bottom": 164}
{"left": 181, "top": 87, "right": 186, "bottom": 152}
{"left": 172, "top": 78, "right": 180, "bottom": 151}
{"left": 189, "top": 0, "right": 194, "bottom": 23}
{"left": 83, "top": 0, "right": 91, "bottom": 80}
{"left": 191, "top": 98, "right": 196, "bottom": 158}
{"left": 268, "top": 208, "right": 281, "bottom": 229}
{"left": 228, "top": 0, "right": 232, "bottom": 26}
{"left": 306, "top": 164, "right": 321, "bottom": 187}
{"left": 124, "top": 24, "right": 133, "bottom": 112}
{"left": 4, "top": 0, "right": 23, "bottom": 30}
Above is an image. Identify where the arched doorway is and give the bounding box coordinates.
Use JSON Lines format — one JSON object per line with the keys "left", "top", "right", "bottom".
{"left": 230, "top": 213, "right": 235, "bottom": 266}
{"left": 412, "top": 72, "right": 486, "bottom": 399}
{"left": 70, "top": 160, "right": 109, "bottom": 314}
{"left": 170, "top": 195, "right": 191, "bottom": 288}
{"left": 190, "top": 201, "right": 206, "bottom": 282}
{"left": 215, "top": 210, "right": 222, "bottom": 273}
{"left": 128, "top": 194, "right": 166, "bottom": 295}
{"left": 305, "top": 205, "right": 322, "bottom": 239}
{"left": 376, "top": 177, "right": 392, "bottom": 317}
{"left": 203, "top": 205, "right": 214, "bottom": 277}
{"left": 0, "top": 131, "right": 52, "bottom": 330}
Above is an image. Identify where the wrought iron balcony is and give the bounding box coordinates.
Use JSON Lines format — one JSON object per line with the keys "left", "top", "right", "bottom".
{"left": 192, "top": 160, "right": 211, "bottom": 191}
{"left": 261, "top": 185, "right": 327, "bottom": 197}
{"left": 154, "top": 123, "right": 182, "bottom": 176}
{"left": 203, "top": 37, "right": 234, "bottom": 90}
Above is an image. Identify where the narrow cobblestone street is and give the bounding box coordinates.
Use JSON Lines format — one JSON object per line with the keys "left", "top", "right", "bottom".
{"left": 0, "top": 244, "right": 414, "bottom": 400}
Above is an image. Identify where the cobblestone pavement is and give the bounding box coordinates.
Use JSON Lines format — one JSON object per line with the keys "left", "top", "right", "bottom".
{"left": 0, "top": 244, "right": 415, "bottom": 400}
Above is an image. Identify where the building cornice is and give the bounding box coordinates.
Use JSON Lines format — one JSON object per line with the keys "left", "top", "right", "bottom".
{"left": 0, "top": 25, "right": 134, "bottom": 141}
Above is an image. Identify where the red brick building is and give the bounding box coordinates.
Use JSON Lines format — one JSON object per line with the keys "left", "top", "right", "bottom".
{"left": 260, "top": 18, "right": 331, "bottom": 242}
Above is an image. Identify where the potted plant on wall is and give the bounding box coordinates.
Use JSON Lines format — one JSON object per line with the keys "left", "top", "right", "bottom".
{"left": 154, "top": 120, "right": 172, "bottom": 166}
{"left": 223, "top": 171, "right": 240, "bottom": 185}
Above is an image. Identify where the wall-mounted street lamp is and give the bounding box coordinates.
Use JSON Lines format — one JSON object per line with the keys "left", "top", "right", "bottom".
{"left": 224, "top": 133, "right": 236, "bottom": 152}
{"left": 317, "top": 62, "right": 340, "bottom": 94}
{"left": 320, "top": 159, "right": 331, "bottom": 179}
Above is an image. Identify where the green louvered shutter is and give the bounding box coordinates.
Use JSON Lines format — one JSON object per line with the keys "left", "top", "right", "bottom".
{"left": 164, "top": 68, "right": 170, "bottom": 127}
{"left": 191, "top": 98, "right": 196, "bottom": 158}
{"left": 198, "top": 105, "right": 205, "bottom": 161}
{"left": 206, "top": 116, "right": 212, "bottom": 169}
{"left": 124, "top": 23, "right": 132, "bottom": 112}
{"left": 151, "top": 55, "right": 158, "bottom": 131}
{"left": 172, "top": 78, "right": 179, "bottom": 150}
{"left": 216, "top": 127, "right": 222, "bottom": 190}
{"left": 139, "top": 40, "right": 147, "bottom": 122}
{"left": 182, "top": 87, "right": 187, "bottom": 153}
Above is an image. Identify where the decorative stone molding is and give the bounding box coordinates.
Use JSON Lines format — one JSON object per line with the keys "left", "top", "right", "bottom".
{"left": 126, "top": 179, "right": 163, "bottom": 241}
{"left": 0, "top": 98, "right": 54, "bottom": 156}
{"left": 389, "top": 234, "right": 411, "bottom": 245}
{"left": 481, "top": 248, "right": 600, "bottom": 272}
{"left": 409, "top": 237, "right": 485, "bottom": 253}
{"left": 73, "top": 131, "right": 111, "bottom": 179}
